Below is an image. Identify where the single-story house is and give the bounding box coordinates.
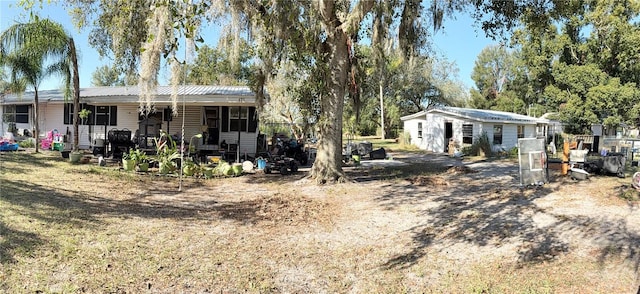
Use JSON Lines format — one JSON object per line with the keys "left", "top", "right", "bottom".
{"left": 0, "top": 85, "right": 261, "bottom": 156}
{"left": 401, "top": 106, "right": 549, "bottom": 153}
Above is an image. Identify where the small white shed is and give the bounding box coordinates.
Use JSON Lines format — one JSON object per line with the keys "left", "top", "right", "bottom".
{"left": 401, "top": 107, "right": 549, "bottom": 153}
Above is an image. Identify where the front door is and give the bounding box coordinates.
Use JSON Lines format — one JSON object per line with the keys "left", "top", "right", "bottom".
{"left": 204, "top": 107, "right": 219, "bottom": 145}
{"left": 444, "top": 122, "right": 453, "bottom": 152}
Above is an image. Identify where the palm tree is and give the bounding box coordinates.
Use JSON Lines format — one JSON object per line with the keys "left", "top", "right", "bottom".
{"left": 0, "top": 17, "right": 80, "bottom": 153}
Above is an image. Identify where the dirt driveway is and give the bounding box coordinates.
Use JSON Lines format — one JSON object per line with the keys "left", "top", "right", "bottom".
{"left": 336, "top": 152, "right": 639, "bottom": 291}
{"left": 116, "top": 152, "right": 640, "bottom": 291}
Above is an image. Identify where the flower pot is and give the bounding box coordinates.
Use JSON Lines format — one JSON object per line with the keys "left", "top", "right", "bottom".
{"left": 183, "top": 165, "right": 195, "bottom": 176}
{"left": 137, "top": 162, "right": 149, "bottom": 172}
{"left": 231, "top": 163, "right": 243, "bottom": 176}
{"left": 159, "top": 162, "right": 173, "bottom": 174}
{"left": 60, "top": 150, "right": 70, "bottom": 159}
{"left": 203, "top": 168, "right": 214, "bottom": 179}
{"left": 122, "top": 159, "right": 136, "bottom": 171}
{"left": 69, "top": 152, "right": 83, "bottom": 164}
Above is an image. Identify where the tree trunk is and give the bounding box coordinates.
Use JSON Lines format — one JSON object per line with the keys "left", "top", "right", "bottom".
{"left": 70, "top": 38, "right": 80, "bottom": 152}
{"left": 309, "top": 29, "right": 350, "bottom": 183}
{"left": 34, "top": 89, "right": 39, "bottom": 153}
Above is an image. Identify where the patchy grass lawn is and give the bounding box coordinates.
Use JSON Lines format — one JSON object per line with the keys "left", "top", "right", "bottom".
{"left": 1, "top": 150, "right": 639, "bottom": 293}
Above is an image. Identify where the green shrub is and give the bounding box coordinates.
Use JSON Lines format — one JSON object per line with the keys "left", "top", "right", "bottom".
{"left": 18, "top": 139, "right": 34, "bottom": 148}
{"left": 508, "top": 146, "right": 519, "bottom": 159}
{"left": 463, "top": 132, "right": 493, "bottom": 157}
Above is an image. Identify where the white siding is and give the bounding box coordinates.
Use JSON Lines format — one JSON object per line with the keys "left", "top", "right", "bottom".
{"left": 451, "top": 119, "right": 481, "bottom": 145}
{"left": 114, "top": 105, "right": 140, "bottom": 132}
{"left": 484, "top": 123, "right": 538, "bottom": 152}
{"left": 39, "top": 103, "right": 72, "bottom": 147}
{"left": 425, "top": 113, "right": 445, "bottom": 153}
{"left": 219, "top": 131, "right": 258, "bottom": 156}
{"left": 168, "top": 105, "right": 203, "bottom": 144}
{"left": 402, "top": 116, "right": 429, "bottom": 150}
{"left": 41, "top": 103, "right": 64, "bottom": 138}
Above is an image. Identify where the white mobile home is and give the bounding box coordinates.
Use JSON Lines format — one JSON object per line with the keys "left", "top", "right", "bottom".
{"left": 401, "top": 107, "right": 548, "bottom": 153}
{"left": 0, "top": 85, "right": 261, "bottom": 157}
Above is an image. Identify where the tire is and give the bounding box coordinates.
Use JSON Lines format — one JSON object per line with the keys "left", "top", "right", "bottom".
{"left": 290, "top": 162, "right": 298, "bottom": 172}
{"left": 264, "top": 167, "right": 271, "bottom": 174}
{"left": 280, "top": 166, "right": 289, "bottom": 175}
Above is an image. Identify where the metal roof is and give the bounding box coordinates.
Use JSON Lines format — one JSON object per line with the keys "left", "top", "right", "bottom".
{"left": 401, "top": 106, "right": 548, "bottom": 124}
{"left": 1, "top": 85, "right": 258, "bottom": 104}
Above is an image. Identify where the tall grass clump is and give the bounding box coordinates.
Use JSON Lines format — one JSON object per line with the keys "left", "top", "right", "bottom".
{"left": 18, "top": 139, "right": 35, "bottom": 148}
{"left": 398, "top": 132, "right": 411, "bottom": 147}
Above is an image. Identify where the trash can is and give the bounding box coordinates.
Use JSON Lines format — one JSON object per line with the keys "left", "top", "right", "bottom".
{"left": 256, "top": 158, "right": 266, "bottom": 170}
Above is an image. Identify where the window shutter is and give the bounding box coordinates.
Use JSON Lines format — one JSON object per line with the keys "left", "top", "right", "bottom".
{"left": 221, "top": 106, "right": 229, "bottom": 132}
{"left": 86, "top": 105, "right": 96, "bottom": 125}
{"left": 110, "top": 106, "right": 117, "bottom": 126}
{"left": 63, "top": 104, "right": 70, "bottom": 125}
{"left": 248, "top": 107, "right": 257, "bottom": 133}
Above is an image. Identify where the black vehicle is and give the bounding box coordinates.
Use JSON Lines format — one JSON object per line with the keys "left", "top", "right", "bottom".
{"left": 282, "top": 139, "right": 308, "bottom": 166}
{"left": 256, "top": 138, "right": 300, "bottom": 175}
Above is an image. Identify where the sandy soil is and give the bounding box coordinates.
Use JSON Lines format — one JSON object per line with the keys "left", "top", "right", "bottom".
{"left": 2, "top": 150, "right": 639, "bottom": 292}
{"left": 131, "top": 151, "right": 640, "bottom": 291}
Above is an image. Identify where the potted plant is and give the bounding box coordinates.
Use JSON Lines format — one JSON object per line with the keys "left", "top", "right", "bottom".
{"left": 200, "top": 163, "right": 214, "bottom": 179}
{"left": 129, "top": 148, "right": 150, "bottom": 172}
{"left": 122, "top": 150, "right": 136, "bottom": 171}
{"left": 182, "top": 159, "right": 197, "bottom": 177}
{"left": 154, "top": 130, "right": 180, "bottom": 174}
{"left": 138, "top": 153, "right": 150, "bottom": 172}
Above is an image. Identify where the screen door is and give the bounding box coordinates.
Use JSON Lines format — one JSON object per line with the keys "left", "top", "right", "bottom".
{"left": 518, "top": 138, "right": 548, "bottom": 186}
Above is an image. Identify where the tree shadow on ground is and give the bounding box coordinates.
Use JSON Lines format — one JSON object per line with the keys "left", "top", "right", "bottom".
{"left": 1, "top": 177, "right": 285, "bottom": 224}
{"left": 0, "top": 221, "right": 45, "bottom": 264}
{"left": 0, "top": 175, "right": 296, "bottom": 263}
{"left": 347, "top": 162, "right": 451, "bottom": 184}
{"left": 375, "top": 163, "right": 640, "bottom": 273}
{"left": 239, "top": 171, "right": 308, "bottom": 185}
{"left": 0, "top": 152, "right": 58, "bottom": 174}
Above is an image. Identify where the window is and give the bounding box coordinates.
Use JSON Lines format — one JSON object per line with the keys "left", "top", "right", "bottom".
{"left": 493, "top": 125, "right": 503, "bottom": 145}
{"left": 517, "top": 125, "right": 525, "bottom": 139}
{"left": 222, "top": 106, "right": 257, "bottom": 133}
{"left": 462, "top": 124, "right": 473, "bottom": 144}
{"left": 3, "top": 105, "right": 29, "bottom": 123}
{"left": 64, "top": 104, "right": 117, "bottom": 126}
{"left": 95, "top": 106, "right": 117, "bottom": 126}
{"left": 204, "top": 107, "right": 218, "bottom": 128}
{"left": 417, "top": 122, "right": 423, "bottom": 138}
{"left": 229, "top": 106, "right": 248, "bottom": 132}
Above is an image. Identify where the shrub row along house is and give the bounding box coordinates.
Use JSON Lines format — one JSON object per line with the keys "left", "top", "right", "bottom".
{"left": 401, "top": 107, "right": 549, "bottom": 153}
{"left": 0, "top": 85, "right": 261, "bottom": 158}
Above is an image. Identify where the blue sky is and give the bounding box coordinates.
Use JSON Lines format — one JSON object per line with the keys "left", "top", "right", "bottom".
{"left": 0, "top": 1, "right": 496, "bottom": 91}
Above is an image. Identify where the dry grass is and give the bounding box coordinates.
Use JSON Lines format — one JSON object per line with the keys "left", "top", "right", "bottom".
{"left": 1, "top": 150, "right": 639, "bottom": 293}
